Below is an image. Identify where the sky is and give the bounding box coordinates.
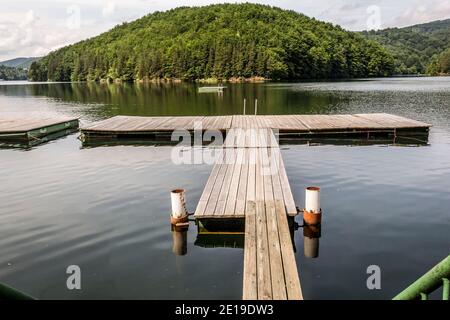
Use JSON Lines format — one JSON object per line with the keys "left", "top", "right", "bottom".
{"left": 1, "top": 0, "right": 450, "bottom": 61}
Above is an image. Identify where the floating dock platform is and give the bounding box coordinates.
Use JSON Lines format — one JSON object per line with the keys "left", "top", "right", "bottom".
{"left": 0, "top": 117, "right": 79, "bottom": 148}
{"left": 81, "top": 113, "right": 431, "bottom": 300}
{"left": 80, "top": 113, "right": 430, "bottom": 146}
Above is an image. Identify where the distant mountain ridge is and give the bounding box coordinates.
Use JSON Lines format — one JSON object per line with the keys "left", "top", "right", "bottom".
{"left": 0, "top": 57, "right": 41, "bottom": 69}
{"left": 362, "top": 18, "right": 450, "bottom": 74}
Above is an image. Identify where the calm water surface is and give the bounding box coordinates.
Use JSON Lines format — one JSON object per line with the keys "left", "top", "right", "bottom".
{"left": 0, "top": 78, "right": 449, "bottom": 299}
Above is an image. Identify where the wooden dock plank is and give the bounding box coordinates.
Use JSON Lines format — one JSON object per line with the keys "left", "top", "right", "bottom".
{"left": 275, "top": 200, "right": 303, "bottom": 300}
{"left": 255, "top": 200, "right": 272, "bottom": 300}
{"left": 215, "top": 148, "right": 238, "bottom": 215}
{"left": 245, "top": 148, "right": 257, "bottom": 214}
{"left": 235, "top": 148, "right": 249, "bottom": 215}
{"left": 194, "top": 150, "right": 225, "bottom": 216}
{"left": 266, "top": 200, "right": 288, "bottom": 300}
{"left": 278, "top": 150, "right": 298, "bottom": 216}
{"left": 243, "top": 201, "right": 257, "bottom": 300}
{"left": 203, "top": 151, "right": 229, "bottom": 216}
{"left": 224, "top": 148, "right": 244, "bottom": 215}
{"left": 354, "top": 113, "right": 431, "bottom": 129}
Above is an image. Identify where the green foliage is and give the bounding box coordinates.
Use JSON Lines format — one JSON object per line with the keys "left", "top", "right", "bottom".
{"left": 362, "top": 19, "right": 450, "bottom": 75}
{"left": 427, "top": 48, "right": 450, "bottom": 75}
{"left": 0, "top": 65, "right": 28, "bottom": 80}
{"left": 29, "top": 3, "right": 394, "bottom": 82}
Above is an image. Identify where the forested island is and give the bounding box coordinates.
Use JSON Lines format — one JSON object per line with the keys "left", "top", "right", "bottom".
{"left": 28, "top": 3, "right": 395, "bottom": 82}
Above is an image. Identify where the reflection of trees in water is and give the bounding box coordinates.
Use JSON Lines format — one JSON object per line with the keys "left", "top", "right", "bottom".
{"left": 2, "top": 82, "right": 341, "bottom": 118}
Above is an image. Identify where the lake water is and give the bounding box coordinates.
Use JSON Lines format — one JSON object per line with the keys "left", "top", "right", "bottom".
{"left": 0, "top": 78, "right": 449, "bottom": 299}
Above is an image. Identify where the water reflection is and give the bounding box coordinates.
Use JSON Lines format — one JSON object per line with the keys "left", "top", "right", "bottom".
{"left": 195, "top": 234, "right": 244, "bottom": 249}
{"left": 0, "top": 128, "right": 79, "bottom": 149}
{"left": 0, "top": 82, "right": 339, "bottom": 118}
{"left": 172, "top": 227, "right": 188, "bottom": 256}
{"left": 303, "top": 224, "right": 322, "bottom": 259}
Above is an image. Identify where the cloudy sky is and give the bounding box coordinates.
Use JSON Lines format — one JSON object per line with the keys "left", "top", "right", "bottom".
{"left": 1, "top": 0, "right": 450, "bottom": 61}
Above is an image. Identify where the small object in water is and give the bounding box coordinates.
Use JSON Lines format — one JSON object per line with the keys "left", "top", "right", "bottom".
{"left": 198, "top": 86, "right": 226, "bottom": 93}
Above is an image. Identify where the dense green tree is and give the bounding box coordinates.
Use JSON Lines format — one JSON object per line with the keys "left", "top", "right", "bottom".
{"left": 362, "top": 19, "right": 450, "bottom": 75}
{"left": 29, "top": 3, "right": 394, "bottom": 82}
{"left": 427, "top": 48, "right": 450, "bottom": 75}
{"left": 0, "top": 65, "right": 28, "bottom": 80}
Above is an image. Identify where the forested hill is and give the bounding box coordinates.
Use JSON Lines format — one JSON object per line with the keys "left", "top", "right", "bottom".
{"left": 362, "top": 19, "right": 450, "bottom": 74}
{"left": 0, "top": 65, "right": 28, "bottom": 80}
{"left": 29, "top": 3, "right": 394, "bottom": 82}
{"left": 0, "top": 57, "right": 40, "bottom": 69}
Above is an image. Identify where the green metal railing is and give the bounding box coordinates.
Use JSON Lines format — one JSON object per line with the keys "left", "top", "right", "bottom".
{"left": 0, "top": 282, "right": 34, "bottom": 300}
{"left": 393, "top": 255, "right": 450, "bottom": 300}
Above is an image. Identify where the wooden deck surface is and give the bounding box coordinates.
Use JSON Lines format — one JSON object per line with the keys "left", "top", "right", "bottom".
{"left": 81, "top": 113, "right": 430, "bottom": 133}
{"left": 243, "top": 200, "right": 302, "bottom": 300}
{"left": 0, "top": 117, "right": 79, "bottom": 133}
{"left": 194, "top": 129, "right": 297, "bottom": 218}
{"left": 194, "top": 128, "right": 302, "bottom": 300}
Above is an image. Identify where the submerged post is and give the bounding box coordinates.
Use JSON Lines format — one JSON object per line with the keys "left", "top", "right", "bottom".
{"left": 254, "top": 99, "right": 258, "bottom": 115}
{"left": 303, "top": 187, "right": 322, "bottom": 226}
{"left": 170, "top": 189, "right": 189, "bottom": 225}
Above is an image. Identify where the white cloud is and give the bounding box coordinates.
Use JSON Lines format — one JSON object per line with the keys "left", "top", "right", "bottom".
{"left": 387, "top": 0, "right": 450, "bottom": 27}
{"left": 102, "top": 1, "right": 116, "bottom": 17}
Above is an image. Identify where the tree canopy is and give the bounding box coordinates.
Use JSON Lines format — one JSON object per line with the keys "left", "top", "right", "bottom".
{"left": 29, "top": 3, "right": 394, "bottom": 82}
{"left": 0, "top": 65, "right": 28, "bottom": 80}
{"left": 427, "top": 48, "right": 450, "bottom": 75}
{"left": 362, "top": 19, "right": 450, "bottom": 75}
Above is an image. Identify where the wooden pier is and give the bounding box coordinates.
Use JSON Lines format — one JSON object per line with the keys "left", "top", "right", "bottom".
{"left": 80, "top": 113, "right": 430, "bottom": 146}
{"left": 81, "top": 113, "right": 429, "bottom": 134}
{"left": 81, "top": 113, "right": 431, "bottom": 300}
{"left": 0, "top": 117, "right": 79, "bottom": 147}
{"left": 194, "top": 128, "right": 302, "bottom": 300}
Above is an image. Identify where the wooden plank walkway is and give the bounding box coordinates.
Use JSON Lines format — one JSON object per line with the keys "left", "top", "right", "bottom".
{"left": 81, "top": 113, "right": 430, "bottom": 135}
{"left": 244, "top": 200, "right": 302, "bottom": 300}
{"left": 195, "top": 128, "right": 302, "bottom": 300}
{"left": 194, "top": 129, "right": 297, "bottom": 218}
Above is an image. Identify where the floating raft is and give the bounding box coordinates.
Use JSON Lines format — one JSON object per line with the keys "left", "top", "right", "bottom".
{"left": 80, "top": 113, "right": 431, "bottom": 143}
{"left": 0, "top": 117, "right": 79, "bottom": 147}
{"left": 198, "top": 86, "right": 226, "bottom": 93}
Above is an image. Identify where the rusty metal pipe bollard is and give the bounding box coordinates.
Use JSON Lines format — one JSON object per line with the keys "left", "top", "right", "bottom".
{"left": 303, "top": 187, "right": 322, "bottom": 225}
{"left": 170, "top": 189, "right": 189, "bottom": 226}
{"left": 303, "top": 187, "right": 322, "bottom": 258}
